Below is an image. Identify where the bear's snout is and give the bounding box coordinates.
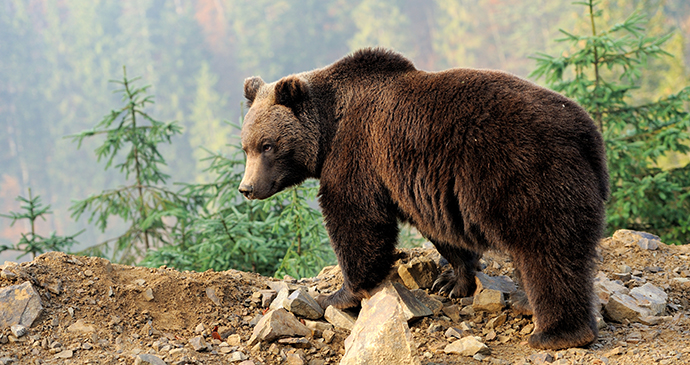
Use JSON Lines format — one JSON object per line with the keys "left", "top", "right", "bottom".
{"left": 238, "top": 183, "right": 254, "bottom": 199}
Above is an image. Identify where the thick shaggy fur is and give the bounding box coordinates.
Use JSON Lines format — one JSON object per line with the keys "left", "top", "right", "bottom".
{"left": 239, "top": 48, "right": 609, "bottom": 350}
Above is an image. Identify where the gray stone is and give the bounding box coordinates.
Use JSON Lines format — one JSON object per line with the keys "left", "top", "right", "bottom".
{"left": 442, "top": 304, "right": 461, "bottom": 322}
{"left": 486, "top": 312, "right": 507, "bottom": 329}
{"left": 143, "top": 288, "right": 154, "bottom": 301}
{"left": 428, "top": 323, "right": 443, "bottom": 333}
{"left": 189, "top": 336, "right": 208, "bottom": 351}
{"left": 269, "top": 288, "right": 291, "bottom": 311}
{"left": 445, "top": 327, "right": 466, "bottom": 339}
{"left": 284, "top": 287, "right": 324, "bottom": 319}
{"left": 604, "top": 292, "right": 650, "bottom": 323}
{"left": 612, "top": 272, "right": 632, "bottom": 282}
{"left": 54, "top": 349, "right": 74, "bottom": 359}
{"left": 444, "top": 336, "right": 490, "bottom": 356}
{"left": 286, "top": 353, "right": 305, "bottom": 365}
{"left": 397, "top": 257, "right": 439, "bottom": 290}
{"left": 249, "top": 313, "right": 263, "bottom": 327}
{"left": 474, "top": 272, "right": 517, "bottom": 295}
{"left": 629, "top": 283, "right": 667, "bottom": 316}
{"left": 206, "top": 287, "right": 222, "bottom": 306}
{"left": 227, "top": 334, "right": 242, "bottom": 346}
{"left": 324, "top": 306, "right": 357, "bottom": 331}
{"left": 277, "top": 337, "right": 311, "bottom": 348}
{"left": 472, "top": 289, "right": 505, "bottom": 312}
{"left": 528, "top": 353, "right": 554, "bottom": 364}
{"left": 0, "top": 282, "right": 43, "bottom": 329}
{"left": 0, "top": 268, "right": 17, "bottom": 280}
{"left": 247, "top": 308, "right": 311, "bottom": 346}
{"left": 266, "top": 280, "right": 292, "bottom": 293}
{"left": 671, "top": 278, "right": 690, "bottom": 288}
{"left": 44, "top": 279, "right": 62, "bottom": 295}
{"left": 619, "top": 264, "right": 632, "bottom": 274}
{"left": 322, "top": 329, "right": 335, "bottom": 343}
{"left": 411, "top": 289, "right": 443, "bottom": 315}
{"left": 460, "top": 305, "right": 475, "bottom": 316}
{"left": 458, "top": 321, "right": 473, "bottom": 331}
{"left": 303, "top": 319, "right": 333, "bottom": 333}
{"left": 10, "top": 324, "right": 27, "bottom": 337}
{"left": 520, "top": 323, "right": 535, "bottom": 335}
{"left": 67, "top": 319, "right": 96, "bottom": 333}
{"left": 228, "top": 351, "right": 248, "bottom": 362}
{"left": 612, "top": 229, "right": 660, "bottom": 250}
{"left": 593, "top": 272, "right": 629, "bottom": 307}
{"left": 134, "top": 354, "right": 167, "bottom": 365}
{"left": 258, "top": 290, "right": 277, "bottom": 308}
{"left": 341, "top": 283, "right": 421, "bottom": 365}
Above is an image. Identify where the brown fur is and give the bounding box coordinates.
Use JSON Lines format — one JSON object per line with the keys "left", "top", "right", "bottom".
{"left": 239, "top": 48, "right": 609, "bottom": 350}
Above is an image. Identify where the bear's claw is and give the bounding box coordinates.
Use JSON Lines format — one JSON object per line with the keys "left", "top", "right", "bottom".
{"left": 317, "top": 287, "right": 364, "bottom": 310}
{"left": 431, "top": 268, "right": 476, "bottom": 298}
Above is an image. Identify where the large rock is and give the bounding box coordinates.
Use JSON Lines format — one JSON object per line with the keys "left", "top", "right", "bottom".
{"left": 474, "top": 272, "right": 517, "bottom": 295}
{"left": 612, "top": 229, "right": 660, "bottom": 250}
{"left": 629, "top": 283, "right": 667, "bottom": 316}
{"left": 247, "top": 309, "right": 311, "bottom": 346}
{"left": 604, "top": 282, "right": 669, "bottom": 323}
{"left": 283, "top": 288, "right": 324, "bottom": 320}
{"left": 340, "top": 283, "right": 421, "bottom": 365}
{"left": 444, "top": 336, "right": 490, "bottom": 356}
{"left": 604, "top": 293, "right": 650, "bottom": 323}
{"left": 388, "top": 282, "right": 433, "bottom": 321}
{"left": 593, "top": 271, "right": 629, "bottom": 307}
{"left": 397, "top": 257, "right": 439, "bottom": 290}
{"left": 0, "top": 282, "right": 43, "bottom": 329}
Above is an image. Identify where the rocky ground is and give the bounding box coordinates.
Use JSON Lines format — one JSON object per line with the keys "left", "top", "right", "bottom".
{"left": 1, "top": 230, "right": 690, "bottom": 365}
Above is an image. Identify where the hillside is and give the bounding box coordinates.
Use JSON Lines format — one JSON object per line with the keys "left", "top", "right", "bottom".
{"left": 1, "top": 230, "right": 690, "bottom": 365}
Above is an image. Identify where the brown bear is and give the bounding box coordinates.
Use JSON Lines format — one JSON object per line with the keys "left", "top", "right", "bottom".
{"left": 239, "top": 48, "right": 609, "bottom": 350}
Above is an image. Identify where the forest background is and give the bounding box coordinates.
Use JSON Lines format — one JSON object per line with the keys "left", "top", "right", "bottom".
{"left": 1, "top": 0, "right": 689, "bottom": 265}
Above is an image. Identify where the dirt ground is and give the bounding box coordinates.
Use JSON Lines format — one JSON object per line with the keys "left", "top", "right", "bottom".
{"left": 1, "top": 233, "right": 690, "bottom": 365}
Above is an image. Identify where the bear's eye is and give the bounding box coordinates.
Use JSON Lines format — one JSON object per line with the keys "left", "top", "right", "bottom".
{"left": 262, "top": 144, "right": 273, "bottom": 152}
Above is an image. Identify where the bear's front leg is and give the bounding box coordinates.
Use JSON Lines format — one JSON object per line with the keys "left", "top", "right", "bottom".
{"left": 317, "top": 183, "right": 400, "bottom": 309}
{"left": 430, "top": 239, "right": 480, "bottom": 298}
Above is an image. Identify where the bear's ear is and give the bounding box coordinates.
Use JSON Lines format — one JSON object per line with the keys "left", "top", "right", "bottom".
{"left": 244, "top": 76, "right": 265, "bottom": 105}
{"left": 275, "top": 76, "right": 307, "bottom": 108}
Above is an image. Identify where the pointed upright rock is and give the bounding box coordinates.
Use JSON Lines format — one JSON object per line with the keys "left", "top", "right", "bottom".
{"left": 341, "top": 282, "right": 421, "bottom": 365}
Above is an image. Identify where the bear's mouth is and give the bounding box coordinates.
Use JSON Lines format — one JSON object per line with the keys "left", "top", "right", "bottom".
{"left": 250, "top": 181, "right": 278, "bottom": 200}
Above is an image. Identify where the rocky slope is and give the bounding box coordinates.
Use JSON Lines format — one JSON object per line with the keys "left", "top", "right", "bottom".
{"left": 1, "top": 230, "right": 690, "bottom": 365}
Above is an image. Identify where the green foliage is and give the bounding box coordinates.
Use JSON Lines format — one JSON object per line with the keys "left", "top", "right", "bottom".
{"left": 141, "top": 123, "right": 335, "bottom": 278}
{"left": 0, "top": 189, "right": 82, "bottom": 259}
{"left": 69, "top": 67, "right": 187, "bottom": 263}
{"left": 531, "top": 0, "right": 690, "bottom": 244}
{"left": 66, "top": 67, "right": 334, "bottom": 278}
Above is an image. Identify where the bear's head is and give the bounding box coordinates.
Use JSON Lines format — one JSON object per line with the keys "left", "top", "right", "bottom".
{"left": 239, "top": 75, "right": 318, "bottom": 200}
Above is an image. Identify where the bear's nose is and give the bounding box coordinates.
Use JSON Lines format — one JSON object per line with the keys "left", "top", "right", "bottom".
{"left": 238, "top": 184, "right": 253, "bottom": 199}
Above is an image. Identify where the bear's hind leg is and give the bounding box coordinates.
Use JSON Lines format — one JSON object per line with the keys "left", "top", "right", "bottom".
{"left": 513, "top": 250, "right": 598, "bottom": 350}
{"left": 431, "top": 240, "right": 480, "bottom": 298}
